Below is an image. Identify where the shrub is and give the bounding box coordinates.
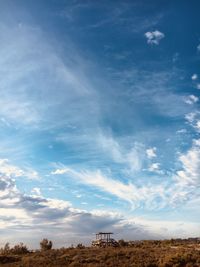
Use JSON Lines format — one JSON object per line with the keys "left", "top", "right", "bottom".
{"left": 12, "top": 243, "right": 29, "bottom": 254}
{"left": 118, "top": 239, "right": 128, "bottom": 247}
{"left": 0, "top": 243, "right": 10, "bottom": 255}
{"left": 40, "top": 238, "right": 53, "bottom": 251}
{"left": 76, "top": 243, "right": 85, "bottom": 249}
{"left": 0, "top": 242, "right": 29, "bottom": 255}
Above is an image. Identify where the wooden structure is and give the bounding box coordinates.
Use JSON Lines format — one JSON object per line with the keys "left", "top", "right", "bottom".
{"left": 92, "top": 232, "right": 119, "bottom": 248}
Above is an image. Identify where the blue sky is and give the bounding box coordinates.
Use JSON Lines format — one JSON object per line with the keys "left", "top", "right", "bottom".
{"left": 0, "top": 0, "right": 200, "bottom": 247}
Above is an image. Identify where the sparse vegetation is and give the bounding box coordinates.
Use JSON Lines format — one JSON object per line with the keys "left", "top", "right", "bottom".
{"left": 0, "top": 242, "right": 29, "bottom": 255}
{"left": 40, "top": 238, "right": 53, "bottom": 251}
{"left": 0, "top": 238, "right": 200, "bottom": 266}
{"left": 76, "top": 243, "right": 85, "bottom": 249}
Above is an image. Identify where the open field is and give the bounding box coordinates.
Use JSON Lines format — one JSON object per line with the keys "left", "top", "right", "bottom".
{"left": 1, "top": 239, "right": 200, "bottom": 267}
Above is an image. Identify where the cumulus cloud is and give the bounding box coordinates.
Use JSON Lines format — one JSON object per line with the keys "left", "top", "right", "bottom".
{"left": 0, "top": 159, "right": 24, "bottom": 177}
{"left": 144, "top": 30, "right": 165, "bottom": 45}
{"left": 184, "top": 94, "right": 199, "bottom": 104}
{"left": 191, "top": 74, "right": 198, "bottom": 80}
{"left": 196, "top": 83, "right": 200, "bottom": 89}
{"left": 148, "top": 163, "right": 161, "bottom": 172}
{"left": 195, "top": 120, "right": 200, "bottom": 132}
{"left": 0, "top": 159, "right": 39, "bottom": 180}
{"left": 146, "top": 147, "right": 157, "bottom": 159}
{"left": 185, "top": 112, "right": 196, "bottom": 123}
{"left": 197, "top": 44, "right": 200, "bottom": 52}
{"left": 185, "top": 112, "right": 200, "bottom": 132}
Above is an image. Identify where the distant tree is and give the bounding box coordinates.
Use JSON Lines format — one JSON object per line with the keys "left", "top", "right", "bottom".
{"left": 40, "top": 238, "right": 53, "bottom": 251}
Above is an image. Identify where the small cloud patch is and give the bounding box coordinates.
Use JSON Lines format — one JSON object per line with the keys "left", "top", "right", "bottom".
{"left": 191, "top": 74, "right": 198, "bottom": 80}
{"left": 196, "top": 84, "right": 200, "bottom": 90}
{"left": 145, "top": 30, "right": 165, "bottom": 45}
{"left": 146, "top": 147, "right": 157, "bottom": 159}
{"left": 184, "top": 95, "right": 199, "bottom": 105}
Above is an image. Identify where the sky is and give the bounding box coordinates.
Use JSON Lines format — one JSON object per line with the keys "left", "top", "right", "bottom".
{"left": 0, "top": 0, "right": 200, "bottom": 248}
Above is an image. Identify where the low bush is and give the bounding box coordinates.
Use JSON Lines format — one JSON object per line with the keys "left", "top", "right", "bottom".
{"left": 40, "top": 238, "right": 53, "bottom": 251}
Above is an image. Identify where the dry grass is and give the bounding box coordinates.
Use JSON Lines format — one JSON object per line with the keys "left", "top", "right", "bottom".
{"left": 1, "top": 240, "right": 200, "bottom": 267}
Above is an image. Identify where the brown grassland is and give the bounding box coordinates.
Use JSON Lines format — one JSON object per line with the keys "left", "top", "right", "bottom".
{"left": 0, "top": 239, "right": 200, "bottom": 267}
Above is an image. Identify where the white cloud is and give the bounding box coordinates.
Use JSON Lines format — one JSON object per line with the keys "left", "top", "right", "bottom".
{"left": 184, "top": 94, "right": 199, "bottom": 105}
{"left": 197, "top": 44, "right": 200, "bottom": 52}
{"left": 26, "top": 170, "right": 40, "bottom": 180}
{"left": 176, "top": 129, "right": 187, "bottom": 134}
{"left": 51, "top": 136, "right": 200, "bottom": 211}
{"left": 97, "top": 133, "right": 144, "bottom": 172}
{"left": 0, "top": 158, "right": 200, "bottom": 247}
{"left": 176, "top": 139, "right": 200, "bottom": 186}
{"left": 144, "top": 30, "right": 165, "bottom": 45}
{"left": 193, "top": 139, "right": 200, "bottom": 146}
{"left": 52, "top": 165, "right": 138, "bottom": 206}
{"left": 196, "top": 83, "right": 200, "bottom": 89}
{"left": 0, "top": 171, "right": 165, "bottom": 247}
{"left": 195, "top": 120, "right": 200, "bottom": 132}
{"left": 185, "top": 112, "right": 200, "bottom": 132}
{"left": 148, "top": 163, "right": 160, "bottom": 172}
{"left": 146, "top": 147, "right": 157, "bottom": 159}
{"left": 0, "top": 20, "right": 100, "bottom": 132}
{"left": 0, "top": 159, "right": 39, "bottom": 180}
{"left": 51, "top": 168, "right": 70, "bottom": 175}
{"left": 31, "top": 187, "right": 41, "bottom": 196}
{"left": 191, "top": 74, "right": 198, "bottom": 80}
{"left": 52, "top": 168, "right": 141, "bottom": 205}
{"left": 185, "top": 112, "right": 196, "bottom": 123}
{"left": 0, "top": 159, "right": 24, "bottom": 177}
{"left": 50, "top": 166, "right": 190, "bottom": 210}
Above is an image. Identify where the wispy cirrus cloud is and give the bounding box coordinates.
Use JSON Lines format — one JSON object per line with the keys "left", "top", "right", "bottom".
{"left": 51, "top": 166, "right": 168, "bottom": 209}
{"left": 176, "top": 139, "right": 200, "bottom": 186}
{"left": 51, "top": 149, "right": 200, "bottom": 211}
{"left": 0, "top": 22, "right": 99, "bottom": 131}
{"left": 97, "top": 133, "right": 145, "bottom": 172}
{"left": 61, "top": 1, "right": 163, "bottom": 35}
